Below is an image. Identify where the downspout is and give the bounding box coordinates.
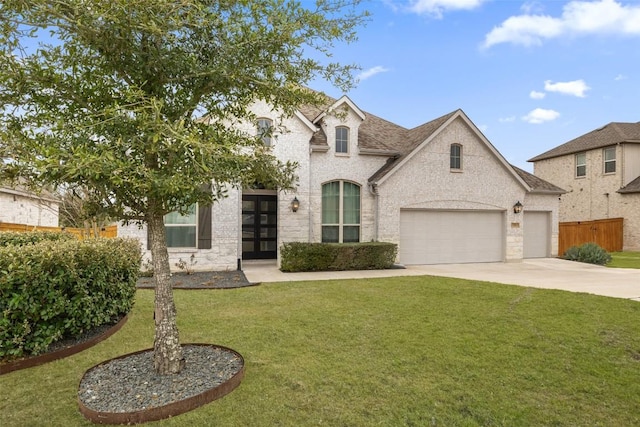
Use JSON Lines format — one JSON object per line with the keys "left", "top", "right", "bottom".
{"left": 368, "top": 182, "right": 379, "bottom": 241}
{"left": 619, "top": 142, "right": 625, "bottom": 188}
{"left": 309, "top": 145, "right": 314, "bottom": 242}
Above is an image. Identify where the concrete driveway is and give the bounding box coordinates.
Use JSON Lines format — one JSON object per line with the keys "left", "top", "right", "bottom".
{"left": 242, "top": 258, "right": 640, "bottom": 301}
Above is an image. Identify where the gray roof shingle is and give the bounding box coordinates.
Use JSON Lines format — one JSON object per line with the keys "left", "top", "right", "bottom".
{"left": 618, "top": 175, "right": 640, "bottom": 194}
{"left": 299, "top": 94, "right": 561, "bottom": 193}
{"left": 528, "top": 122, "right": 640, "bottom": 162}
{"left": 511, "top": 165, "right": 565, "bottom": 194}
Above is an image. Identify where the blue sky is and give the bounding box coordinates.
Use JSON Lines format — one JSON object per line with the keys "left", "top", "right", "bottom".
{"left": 311, "top": 0, "right": 640, "bottom": 171}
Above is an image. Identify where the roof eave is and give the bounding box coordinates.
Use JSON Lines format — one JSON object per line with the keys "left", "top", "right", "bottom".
{"left": 358, "top": 148, "right": 401, "bottom": 156}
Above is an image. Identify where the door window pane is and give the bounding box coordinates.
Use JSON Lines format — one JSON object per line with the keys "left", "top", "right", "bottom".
{"left": 242, "top": 200, "right": 255, "bottom": 211}
{"left": 242, "top": 214, "right": 255, "bottom": 225}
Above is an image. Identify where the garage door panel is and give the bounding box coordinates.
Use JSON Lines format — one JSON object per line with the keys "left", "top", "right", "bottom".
{"left": 400, "top": 210, "right": 504, "bottom": 265}
{"left": 524, "top": 211, "right": 549, "bottom": 258}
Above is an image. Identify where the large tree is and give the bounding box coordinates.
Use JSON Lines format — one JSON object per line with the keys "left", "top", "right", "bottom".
{"left": 0, "top": 0, "right": 367, "bottom": 374}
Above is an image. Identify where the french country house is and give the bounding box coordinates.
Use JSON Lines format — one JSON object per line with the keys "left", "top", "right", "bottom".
{"left": 119, "top": 95, "right": 564, "bottom": 271}
{"left": 529, "top": 122, "right": 640, "bottom": 251}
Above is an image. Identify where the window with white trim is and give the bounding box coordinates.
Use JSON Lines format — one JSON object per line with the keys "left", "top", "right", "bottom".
{"left": 321, "top": 181, "right": 360, "bottom": 243}
{"left": 335, "top": 126, "right": 349, "bottom": 154}
{"left": 450, "top": 143, "right": 462, "bottom": 170}
{"left": 164, "top": 204, "right": 197, "bottom": 247}
{"left": 603, "top": 147, "right": 616, "bottom": 174}
{"left": 575, "top": 152, "right": 586, "bottom": 177}
{"left": 257, "top": 118, "right": 273, "bottom": 147}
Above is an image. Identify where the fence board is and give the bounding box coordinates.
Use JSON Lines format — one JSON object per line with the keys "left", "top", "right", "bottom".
{"left": 0, "top": 222, "right": 117, "bottom": 239}
{"left": 558, "top": 218, "right": 623, "bottom": 255}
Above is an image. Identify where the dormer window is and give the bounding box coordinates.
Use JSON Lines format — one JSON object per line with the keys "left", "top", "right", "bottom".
{"left": 450, "top": 143, "right": 462, "bottom": 170}
{"left": 335, "top": 126, "right": 349, "bottom": 154}
{"left": 257, "top": 118, "right": 273, "bottom": 147}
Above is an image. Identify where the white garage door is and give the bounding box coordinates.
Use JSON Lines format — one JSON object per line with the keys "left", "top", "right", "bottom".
{"left": 399, "top": 210, "right": 505, "bottom": 265}
{"left": 523, "top": 211, "right": 550, "bottom": 258}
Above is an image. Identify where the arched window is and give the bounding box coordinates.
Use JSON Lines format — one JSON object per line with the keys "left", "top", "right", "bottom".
{"left": 335, "top": 126, "right": 349, "bottom": 154}
{"left": 257, "top": 118, "right": 273, "bottom": 146}
{"left": 450, "top": 143, "right": 462, "bottom": 170}
{"left": 322, "top": 180, "right": 360, "bottom": 243}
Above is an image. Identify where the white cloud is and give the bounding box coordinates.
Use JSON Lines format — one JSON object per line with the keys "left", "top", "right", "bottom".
{"left": 530, "top": 90, "right": 546, "bottom": 99}
{"left": 499, "top": 116, "right": 516, "bottom": 123}
{"left": 357, "top": 66, "right": 390, "bottom": 82}
{"left": 408, "top": 0, "right": 486, "bottom": 18}
{"left": 522, "top": 108, "right": 560, "bottom": 124}
{"left": 614, "top": 74, "right": 627, "bottom": 81}
{"left": 483, "top": 0, "right": 640, "bottom": 48}
{"left": 544, "top": 79, "right": 590, "bottom": 97}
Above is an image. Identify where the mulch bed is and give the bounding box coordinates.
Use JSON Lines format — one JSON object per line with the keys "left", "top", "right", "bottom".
{"left": 137, "top": 270, "right": 258, "bottom": 289}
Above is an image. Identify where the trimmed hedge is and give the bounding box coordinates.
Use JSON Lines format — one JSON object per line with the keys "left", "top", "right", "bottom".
{"left": 563, "top": 242, "right": 612, "bottom": 265}
{"left": 280, "top": 242, "right": 397, "bottom": 272}
{"left": 0, "top": 237, "right": 141, "bottom": 360}
{"left": 0, "top": 230, "right": 75, "bottom": 247}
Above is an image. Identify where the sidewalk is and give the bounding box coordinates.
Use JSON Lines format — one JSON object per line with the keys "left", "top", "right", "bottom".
{"left": 242, "top": 258, "right": 640, "bottom": 301}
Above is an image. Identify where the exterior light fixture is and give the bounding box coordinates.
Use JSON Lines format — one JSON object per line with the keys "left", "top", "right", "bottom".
{"left": 291, "top": 197, "right": 300, "bottom": 213}
{"left": 513, "top": 201, "right": 523, "bottom": 214}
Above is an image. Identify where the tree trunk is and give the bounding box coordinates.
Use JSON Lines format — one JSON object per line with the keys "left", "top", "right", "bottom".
{"left": 148, "top": 212, "right": 185, "bottom": 374}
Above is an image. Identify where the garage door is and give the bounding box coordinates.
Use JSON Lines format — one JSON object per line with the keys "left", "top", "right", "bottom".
{"left": 523, "top": 211, "right": 549, "bottom": 258}
{"left": 399, "top": 210, "right": 504, "bottom": 265}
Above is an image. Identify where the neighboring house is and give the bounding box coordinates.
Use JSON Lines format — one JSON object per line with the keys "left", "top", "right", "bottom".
{"left": 529, "top": 122, "right": 640, "bottom": 251}
{"left": 119, "top": 95, "right": 564, "bottom": 270}
{"left": 0, "top": 185, "right": 60, "bottom": 227}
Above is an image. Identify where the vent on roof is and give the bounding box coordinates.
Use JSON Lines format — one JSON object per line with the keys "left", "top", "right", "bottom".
{"left": 595, "top": 124, "right": 608, "bottom": 131}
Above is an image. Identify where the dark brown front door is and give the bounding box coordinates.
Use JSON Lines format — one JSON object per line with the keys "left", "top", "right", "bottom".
{"left": 242, "top": 194, "right": 277, "bottom": 260}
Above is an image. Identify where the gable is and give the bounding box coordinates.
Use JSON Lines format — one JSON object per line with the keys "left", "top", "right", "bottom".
{"left": 371, "top": 110, "right": 530, "bottom": 192}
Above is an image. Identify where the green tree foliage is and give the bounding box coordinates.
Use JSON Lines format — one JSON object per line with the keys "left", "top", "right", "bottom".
{"left": 0, "top": 0, "right": 368, "bottom": 374}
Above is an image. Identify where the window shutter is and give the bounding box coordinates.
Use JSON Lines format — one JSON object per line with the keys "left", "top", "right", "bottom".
{"left": 198, "top": 204, "right": 212, "bottom": 249}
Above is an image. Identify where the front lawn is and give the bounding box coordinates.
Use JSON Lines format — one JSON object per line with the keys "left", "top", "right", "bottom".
{"left": 2, "top": 276, "right": 640, "bottom": 426}
{"left": 608, "top": 251, "right": 640, "bottom": 269}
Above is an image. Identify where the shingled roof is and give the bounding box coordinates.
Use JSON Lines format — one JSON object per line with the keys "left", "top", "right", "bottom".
{"left": 298, "top": 94, "right": 564, "bottom": 192}
{"left": 618, "top": 175, "right": 640, "bottom": 194}
{"left": 511, "top": 165, "right": 565, "bottom": 194}
{"left": 528, "top": 122, "right": 640, "bottom": 162}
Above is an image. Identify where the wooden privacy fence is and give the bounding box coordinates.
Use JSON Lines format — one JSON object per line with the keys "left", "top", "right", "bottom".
{"left": 0, "top": 222, "right": 117, "bottom": 239}
{"left": 558, "top": 217, "right": 623, "bottom": 255}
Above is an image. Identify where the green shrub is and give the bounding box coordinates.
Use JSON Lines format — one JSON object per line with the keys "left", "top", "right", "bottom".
{"left": 0, "top": 231, "right": 75, "bottom": 247}
{"left": 280, "top": 242, "right": 397, "bottom": 272}
{"left": 563, "top": 242, "right": 612, "bottom": 265}
{"left": 0, "top": 238, "right": 141, "bottom": 360}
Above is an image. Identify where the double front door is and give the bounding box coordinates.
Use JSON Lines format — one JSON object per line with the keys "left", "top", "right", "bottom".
{"left": 242, "top": 194, "right": 277, "bottom": 259}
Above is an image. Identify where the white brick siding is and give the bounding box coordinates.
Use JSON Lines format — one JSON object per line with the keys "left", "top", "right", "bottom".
{"left": 0, "top": 190, "right": 59, "bottom": 227}
{"left": 120, "top": 100, "right": 562, "bottom": 270}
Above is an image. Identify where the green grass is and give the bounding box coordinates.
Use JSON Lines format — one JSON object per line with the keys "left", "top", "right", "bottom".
{"left": 2, "top": 276, "right": 640, "bottom": 426}
{"left": 608, "top": 251, "right": 640, "bottom": 269}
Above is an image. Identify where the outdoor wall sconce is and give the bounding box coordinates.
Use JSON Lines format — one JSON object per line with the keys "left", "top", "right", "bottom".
{"left": 291, "top": 197, "right": 300, "bottom": 213}
{"left": 513, "top": 201, "right": 523, "bottom": 214}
